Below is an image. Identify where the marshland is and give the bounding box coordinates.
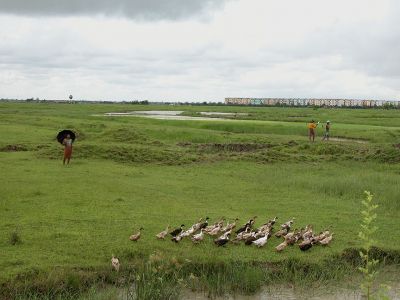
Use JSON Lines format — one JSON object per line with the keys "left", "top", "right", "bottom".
{"left": 1, "top": 101, "right": 400, "bottom": 299}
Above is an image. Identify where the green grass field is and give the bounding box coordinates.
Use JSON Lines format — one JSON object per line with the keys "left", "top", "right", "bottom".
{"left": 1, "top": 102, "right": 399, "bottom": 298}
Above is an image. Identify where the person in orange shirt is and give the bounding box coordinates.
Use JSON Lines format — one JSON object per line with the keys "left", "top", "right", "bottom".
{"left": 307, "top": 120, "right": 319, "bottom": 142}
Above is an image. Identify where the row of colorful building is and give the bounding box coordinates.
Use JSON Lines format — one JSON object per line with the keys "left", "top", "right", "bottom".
{"left": 225, "top": 98, "right": 400, "bottom": 108}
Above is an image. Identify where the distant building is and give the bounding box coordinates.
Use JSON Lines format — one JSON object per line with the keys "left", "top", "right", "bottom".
{"left": 224, "top": 98, "right": 400, "bottom": 108}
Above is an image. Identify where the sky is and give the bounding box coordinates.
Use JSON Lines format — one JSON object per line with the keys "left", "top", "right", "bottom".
{"left": 0, "top": 0, "right": 399, "bottom": 102}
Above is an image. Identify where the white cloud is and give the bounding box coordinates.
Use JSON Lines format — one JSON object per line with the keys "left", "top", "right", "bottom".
{"left": 0, "top": 0, "right": 399, "bottom": 101}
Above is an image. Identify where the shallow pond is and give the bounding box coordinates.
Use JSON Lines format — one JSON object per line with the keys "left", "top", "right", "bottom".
{"left": 102, "top": 110, "right": 240, "bottom": 121}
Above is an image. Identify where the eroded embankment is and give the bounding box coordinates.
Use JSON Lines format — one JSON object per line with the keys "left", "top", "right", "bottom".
{"left": 6, "top": 138, "right": 397, "bottom": 165}
{"left": 1, "top": 247, "right": 399, "bottom": 300}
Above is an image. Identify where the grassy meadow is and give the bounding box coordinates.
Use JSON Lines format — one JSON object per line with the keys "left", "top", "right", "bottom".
{"left": 1, "top": 101, "right": 400, "bottom": 298}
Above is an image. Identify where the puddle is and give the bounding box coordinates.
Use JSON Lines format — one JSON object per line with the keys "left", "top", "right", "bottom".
{"left": 328, "top": 137, "right": 368, "bottom": 144}
{"left": 181, "top": 285, "right": 399, "bottom": 300}
{"left": 102, "top": 111, "right": 230, "bottom": 121}
{"left": 199, "top": 112, "right": 248, "bottom": 116}
{"left": 90, "top": 282, "right": 400, "bottom": 300}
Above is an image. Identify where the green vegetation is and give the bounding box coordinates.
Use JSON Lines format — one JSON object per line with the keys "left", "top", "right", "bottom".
{"left": 1, "top": 102, "right": 400, "bottom": 298}
{"left": 359, "top": 191, "right": 391, "bottom": 299}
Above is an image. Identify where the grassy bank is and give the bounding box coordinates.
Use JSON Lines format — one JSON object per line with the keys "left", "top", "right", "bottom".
{"left": 1, "top": 102, "right": 400, "bottom": 298}
{"left": 4, "top": 250, "right": 400, "bottom": 299}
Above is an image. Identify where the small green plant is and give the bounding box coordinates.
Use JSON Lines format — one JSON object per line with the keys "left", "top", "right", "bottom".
{"left": 358, "top": 191, "right": 390, "bottom": 300}
{"left": 9, "top": 229, "right": 22, "bottom": 245}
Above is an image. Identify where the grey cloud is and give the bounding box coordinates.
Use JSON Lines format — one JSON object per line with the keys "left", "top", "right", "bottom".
{"left": 0, "top": 0, "right": 231, "bottom": 20}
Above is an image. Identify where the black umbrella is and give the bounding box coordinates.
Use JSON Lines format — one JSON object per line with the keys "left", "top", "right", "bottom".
{"left": 57, "top": 130, "right": 76, "bottom": 144}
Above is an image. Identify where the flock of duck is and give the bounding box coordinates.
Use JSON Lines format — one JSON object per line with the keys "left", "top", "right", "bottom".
{"left": 111, "top": 216, "right": 333, "bottom": 271}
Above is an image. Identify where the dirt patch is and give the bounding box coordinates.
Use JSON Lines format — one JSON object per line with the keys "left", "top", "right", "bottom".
{"left": 329, "top": 137, "right": 369, "bottom": 144}
{"left": 0, "top": 144, "right": 28, "bottom": 152}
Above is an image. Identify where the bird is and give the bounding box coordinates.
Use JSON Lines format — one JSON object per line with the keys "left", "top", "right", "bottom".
{"left": 111, "top": 255, "right": 120, "bottom": 272}
{"left": 179, "top": 230, "right": 192, "bottom": 237}
{"left": 129, "top": 227, "right": 143, "bottom": 241}
{"left": 314, "top": 230, "right": 330, "bottom": 242}
{"left": 301, "top": 225, "right": 314, "bottom": 241}
{"left": 284, "top": 230, "right": 300, "bottom": 245}
{"left": 171, "top": 234, "right": 183, "bottom": 243}
{"left": 275, "top": 219, "right": 294, "bottom": 237}
{"left": 299, "top": 238, "right": 316, "bottom": 251}
{"left": 199, "top": 217, "right": 210, "bottom": 230}
{"left": 191, "top": 218, "right": 204, "bottom": 232}
{"left": 208, "top": 224, "right": 222, "bottom": 236}
{"left": 319, "top": 233, "right": 333, "bottom": 246}
{"left": 244, "top": 232, "right": 259, "bottom": 245}
{"left": 282, "top": 218, "right": 295, "bottom": 228}
{"left": 234, "top": 227, "right": 252, "bottom": 241}
{"left": 217, "top": 229, "right": 232, "bottom": 241}
{"left": 252, "top": 235, "right": 269, "bottom": 247}
{"left": 170, "top": 224, "right": 185, "bottom": 237}
{"left": 267, "top": 216, "right": 278, "bottom": 227}
{"left": 191, "top": 229, "right": 205, "bottom": 243}
{"left": 274, "top": 227, "right": 289, "bottom": 238}
{"left": 236, "top": 216, "right": 257, "bottom": 234}
{"left": 275, "top": 241, "right": 288, "bottom": 252}
{"left": 156, "top": 225, "right": 170, "bottom": 239}
{"left": 221, "top": 218, "right": 239, "bottom": 232}
{"left": 214, "top": 232, "right": 230, "bottom": 247}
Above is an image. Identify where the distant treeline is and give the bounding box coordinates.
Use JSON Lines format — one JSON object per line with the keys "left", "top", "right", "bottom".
{"left": 1, "top": 98, "right": 398, "bottom": 109}
{"left": 0, "top": 99, "right": 225, "bottom": 106}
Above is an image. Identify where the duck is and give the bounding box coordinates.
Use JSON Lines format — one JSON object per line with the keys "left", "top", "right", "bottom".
{"left": 284, "top": 230, "right": 300, "bottom": 245}
{"left": 282, "top": 218, "right": 295, "bottom": 229}
{"left": 221, "top": 218, "right": 239, "bottom": 232}
{"left": 314, "top": 230, "right": 330, "bottom": 242}
{"left": 298, "top": 238, "right": 316, "bottom": 251}
{"left": 233, "top": 227, "right": 251, "bottom": 242}
{"left": 208, "top": 224, "right": 222, "bottom": 236}
{"left": 191, "top": 229, "right": 205, "bottom": 243}
{"left": 214, "top": 232, "right": 230, "bottom": 247}
{"left": 235, "top": 216, "right": 257, "bottom": 234}
{"left": 180, "top": 226, "right": 196, "bottom": 237}
{"left": 275, "top": 219, "right": 294, "bottom": 238}
{"left": 170, "top": 224, "right": 185, "bottom": 237}
{"left": 274, "top": 227, "right": 289, "bottom": 238}
{"left": 244, "top": 232, "right": 259, "bottom": 245}
{"left": 111, "top": 255, "right": 120, "bottom": 272}
{"left": 171, "top": 234, "right": 183, "bottom": 243}
{"left": 205, "top": 218, "right": 225, "bottom": 233}
{"left": 199, "top": 217, "right": 210, "bottom": 230}
{"left": 319, "top": 233, "right": 333, "bottom": 246}
{"left": 275, "top": 241, "right": 288, "bottom": 252}
{"left": 301, "top": 225, "right": 314, "bottom": 241}
{"left": 156, "top": 225, "right": 170, "bottom": 239}
{"left": 267, "top": 216, "right": 278, "bottom": 227}
{"left": 129, "top": 227, "right": 143, "bottom": 241}
{"left": 252, "top": 235, "right": 269, "bottom": 247}
{"left": 191, "top": 218, "right": 204, "bottom": 232}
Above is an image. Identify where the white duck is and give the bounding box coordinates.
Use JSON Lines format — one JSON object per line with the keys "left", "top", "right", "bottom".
{"left": 156, "top": 226, "right": 170, "bottom": 239}
{"left": 111, "top": 256, "right": 120, "bottom": 272}
{"left": 191, "top": 229, "right": 205, "bottom": 243}
{"left": 252, "top": 235, "right": 269, "bottom": 247}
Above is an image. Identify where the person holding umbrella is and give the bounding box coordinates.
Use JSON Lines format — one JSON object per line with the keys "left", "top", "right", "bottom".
{"left": 57, "top": 130, "right": 75, "bottom": 165}
{"left": 63, "top": 134, "right": 73, "bottom": 165}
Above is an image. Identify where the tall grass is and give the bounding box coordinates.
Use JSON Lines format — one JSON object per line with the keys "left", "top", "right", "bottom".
{"left": 1, "top": 102, "right": 400, "bottom": 298}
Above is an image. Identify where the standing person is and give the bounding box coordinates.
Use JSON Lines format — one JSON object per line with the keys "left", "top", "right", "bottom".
{"left": 307, "top": 120, "right": 318, "bottom": 142}
{"left": 322, "top": 121, "right": 331, "bottom": 141}
{"left": 62, "top": 134, "right": 73, "bottom": 165}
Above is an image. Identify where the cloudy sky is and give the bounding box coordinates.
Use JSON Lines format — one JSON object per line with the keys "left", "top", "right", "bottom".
{"left": 0, "top": 0, "right": 399, "bottom": 102}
